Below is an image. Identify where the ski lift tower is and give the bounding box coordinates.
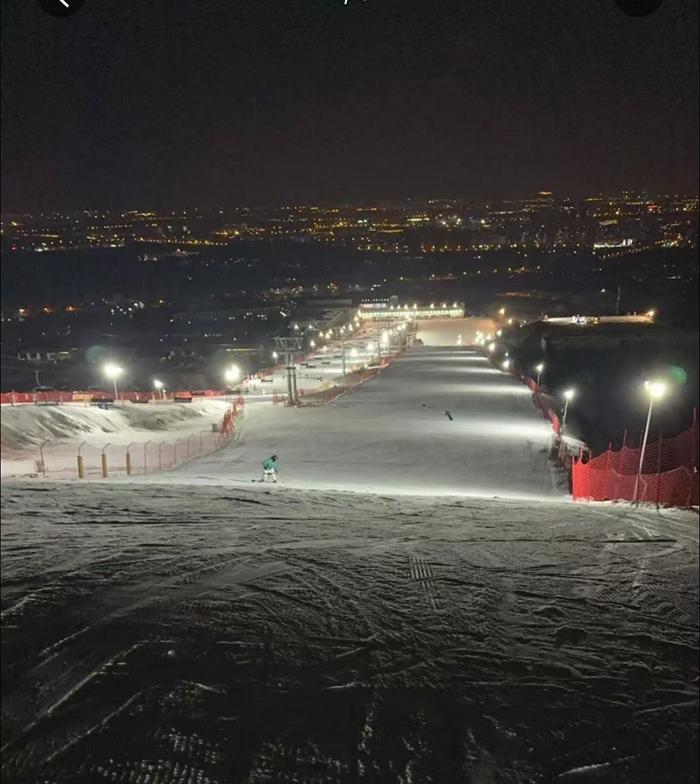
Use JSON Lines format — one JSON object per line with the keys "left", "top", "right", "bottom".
{"left": 274, "top": 336, "right": 304, "bottom": 405}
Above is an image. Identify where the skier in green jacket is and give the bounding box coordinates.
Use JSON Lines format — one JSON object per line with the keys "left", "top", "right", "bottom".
{"left": 261, "top": 455, "right": 279, "bottom": 482}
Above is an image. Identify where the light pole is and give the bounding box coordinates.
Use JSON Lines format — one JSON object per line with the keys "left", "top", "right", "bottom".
{"left": 153, "top": 379, "right": 164, "bottom": 400}
{"left": 632, "top": 380, "right": 668, "bottom": 505}
{"left": 561, "top": 389, "right": 575, "bottom": 433}
{"left": 274, "top": 336, "right": 303, "bottom": 405}
{"left": 103, "top": 363, "right": 123, "bottom": 404}
{"left": 535, "top": 363, "right": 544, "bottom": 389}
{"left": 224, "top": 365, "right": 241, "bottom": 394}
{"left": 380, "top": 330, "right": 389, "bottom": 357}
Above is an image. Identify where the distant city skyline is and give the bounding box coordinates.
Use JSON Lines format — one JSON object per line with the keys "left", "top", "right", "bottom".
{"left": 2, "top": 190, "right": 699, "bottom": 216}
{"left": 2, "top": 190, "right": 696, "bottom": 256}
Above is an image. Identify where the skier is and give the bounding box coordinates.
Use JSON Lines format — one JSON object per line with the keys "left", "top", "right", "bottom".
{"left": 261, "top": 454, "right": 279, "bottom": 482}
{"left": 444, "top": 409, "right": 453, "bottom": 421}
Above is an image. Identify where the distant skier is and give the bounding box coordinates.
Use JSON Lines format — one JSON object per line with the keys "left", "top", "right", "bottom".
{"left": 444, "top": 409, "right": 453, "bottom": 421}
{"left": 261, "top": 454, "right": 279, "bottom": 482}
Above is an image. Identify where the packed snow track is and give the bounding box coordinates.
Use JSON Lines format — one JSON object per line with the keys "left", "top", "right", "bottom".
{"left": 164, "top": 346, "right": 561, "bottom": 499}
{"left": 1, "top": 483, "right": 698, "bottom": 783}
{"left": 1, "top": 343, "right": 698, "bottom": 782}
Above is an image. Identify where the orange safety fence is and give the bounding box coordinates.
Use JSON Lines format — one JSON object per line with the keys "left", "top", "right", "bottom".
{"left": 219, "top": 399, "right": 245, "bottom": 435}
{"left": 0, "top": 388, "right": 230, "bottom": 405}
{"left": 299, "top": 365, "right": 386, "bottom": 405}
{"left": 514, "top": 372, "right": 561, "bottom": 435}
{"left": 26, "top": 400, "right": 245, "bottom": 480}
{"left": 572, "top": 413, "right": 699, "bottom": 509}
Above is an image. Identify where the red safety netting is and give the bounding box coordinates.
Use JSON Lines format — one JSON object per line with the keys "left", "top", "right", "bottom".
{"left": 572, "top": 413, "right": 699, "bottom": 509}
{"left": 516, "top": 373, "right": 561, "bottom": 435}
{"left": 0, "top": 388, "right": 229, "bottom": 405}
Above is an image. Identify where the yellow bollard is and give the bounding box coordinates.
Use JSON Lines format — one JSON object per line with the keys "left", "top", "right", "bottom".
{"left": 77, "top": 455, "right": 85, "bottom": 479}
{"left": 101, "top": 452, "right": 108, "bottom": 478}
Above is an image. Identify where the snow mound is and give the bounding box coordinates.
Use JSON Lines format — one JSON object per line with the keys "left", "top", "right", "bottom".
{"left": 1, "top": 400, "right": 229, "bottom": 451}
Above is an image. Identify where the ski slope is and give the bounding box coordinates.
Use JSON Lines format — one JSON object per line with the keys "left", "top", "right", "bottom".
{"left": 2, "top": 327, "right": 697, "bottom": 783}
{"left": 1, "top": 482, "right": 697, "bottom": 782}
{"left": 165, "top": 345, "right": 560, "bottom": 499}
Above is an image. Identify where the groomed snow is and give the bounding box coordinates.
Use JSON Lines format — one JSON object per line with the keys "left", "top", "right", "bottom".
{"left": 1, "top": 482, "right": 697, "bottom": 782}
{"left": 416, "top": 316, "right": 496, "bottom": 346}
{"left": 1, "top": 326, "right": 697, "bottom": 782}
{"left": 158, "top": 346, "right": 560, "bottom": 499}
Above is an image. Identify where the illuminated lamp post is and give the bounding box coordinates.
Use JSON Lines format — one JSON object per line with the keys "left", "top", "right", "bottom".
{"left": 103, "top": 363, "right": 123, "bottom": 404}
{"left": 535, "top": 363, "right": 544, "bottom": 389}
{"left": 561, "top": 389, "right": 575, "bottom": 432}
{"left": 632, "top": 380, "right": 668, "bottom": 505}
{"left": 224, "top": 365, "right": 241, "bottom": 388}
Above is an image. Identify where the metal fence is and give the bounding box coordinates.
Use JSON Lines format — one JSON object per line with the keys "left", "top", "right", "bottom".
{"left": 33, "top": 402, "right": 244, "bottom": 480}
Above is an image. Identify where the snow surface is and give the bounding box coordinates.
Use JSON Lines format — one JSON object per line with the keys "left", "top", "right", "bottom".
{"left": 0, "top": 399, "right": 231, "bottom": 478}
{"left": 1, "top": 328, "right": 698, "bottom": 782}
{"left": 1, "top": 482, "right": 698, "bottom": 782}
{"left": 155, "top": 346, "right": 560, "bottom": 499}
{"left": 416, "top": 316, "right": 496, "bottom": 346}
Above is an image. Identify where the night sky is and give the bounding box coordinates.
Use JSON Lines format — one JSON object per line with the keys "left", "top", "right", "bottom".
{"left": 1, "top": 0, "right": 698, "bottom": 209}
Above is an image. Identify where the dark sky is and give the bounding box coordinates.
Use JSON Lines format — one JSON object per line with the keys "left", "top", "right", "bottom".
{"left": 1, "top": 0, "right": 698, "bottom": 209}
